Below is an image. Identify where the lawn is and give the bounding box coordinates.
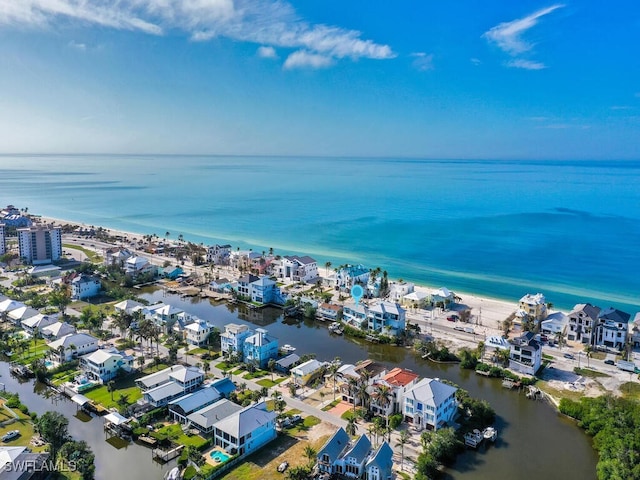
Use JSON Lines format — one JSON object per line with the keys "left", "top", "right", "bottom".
{"left": 83, "top": 376, "right": 142, "bottom": 409}
{"left": 573, "top": 367, "right": 610, "bottom": 378}
{"left": 0, "top": 419, "right": 48, "bottom": 453}
{"left": 341, "top": 408, "right": 365, "bottom": 420}
{"left": 62, "top": 243, "right": 103, "bottom": 263}
{"left": 243, "top": 370, "right": 268, "bottom": 380}
{"left": 14, "top": 340, "right": 51, "bottom": 365}
{"left": 621, "top": 382, "right": 640, "bottom": 400}
{"left": 537, "top": 381, "right": 590, "bottom": 403}
{"left": 287, "top": 416, "right": 321, "bottom": 434}
{"left": 321, "top": 399, "right": 340, "bottom": 411}
{"left": 255, "top": 378, "right": 286, "bottom": 388}
{"left": 153, "top": 424, "right": 208, "bottom": 449}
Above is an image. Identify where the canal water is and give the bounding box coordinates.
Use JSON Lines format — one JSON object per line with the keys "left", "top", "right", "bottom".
{"left": 1, "top": 289, "right": 598, "bottom": 479}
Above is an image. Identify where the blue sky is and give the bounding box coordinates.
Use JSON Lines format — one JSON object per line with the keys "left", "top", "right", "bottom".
{"left": 0, "top": 1, "right": 638, "bottom": 159}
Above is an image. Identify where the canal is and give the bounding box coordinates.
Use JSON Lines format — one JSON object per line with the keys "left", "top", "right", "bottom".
{"left": 1, "top": 289, "right": 598, "bottom": 479}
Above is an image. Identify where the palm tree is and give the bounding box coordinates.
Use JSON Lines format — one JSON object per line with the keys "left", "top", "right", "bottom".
{"left": 374, "top": 384, "right": 393, "bottom": 440}
{"left": 268, "top": 358, "right": 276, "bottom": 381}
{"left": 303, "top": 445, "right": 317, "bottom": 468}
{"left": 396, "top": 430, "right": 410, "bottom": 471}
{"left": 325, "top": 261, "right": 331, "bottom": 276}
{"left": 203, "top": 361, "right": 211, "bottom": 377}
{"left": 584, "top": 344, "right": 593, "bottom": 368}
{"left": 347, "top": 376, "right": 360, "bottom": 412}
{"left": 555, "top": 331, "right": 566, "bottom": 350}
{"left": 346, "top": 416, "right": 357, "bottom": 436}
{"left": 107, "top": 380, "right": 116, "bottom": 401}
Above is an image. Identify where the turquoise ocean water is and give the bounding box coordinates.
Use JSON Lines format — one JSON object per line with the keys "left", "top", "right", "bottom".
{"left": 1, "top": 155, "right": 638, "bottom": 313}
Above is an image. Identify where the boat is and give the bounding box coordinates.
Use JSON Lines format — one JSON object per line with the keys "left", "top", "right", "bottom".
{"left": 483, "top": 426, "right": 498, "bottom": 442}
{"left": 164, "top": 466, "right": 181, "bottom": 480}
{"left": 464, "top": 429, "right": 483, "bottom": 448}
{"left": 10, "top": 364, "right": 34, "bottom": 378}
{"left": 328, "top": 322, "right": 344, "bottom": 335}
{"left": 281, "top": 344, "right": 296, "bottom": 354}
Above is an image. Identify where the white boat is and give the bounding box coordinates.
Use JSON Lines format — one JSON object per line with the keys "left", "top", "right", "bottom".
{"left": 164, "top": 466, "right": 181, "bottom": 480}
{"left": 281, "top": 344, "right": 296, "bottom": 353}
{"left": 483, "top": 426, "right": 498, "bottom": 442}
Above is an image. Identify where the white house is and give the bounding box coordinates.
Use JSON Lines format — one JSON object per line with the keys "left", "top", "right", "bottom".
{"left": 148, "top": 303, "right": 184, "bottom": 333}
{"left": 137, "top": 365, "right": 205, "bottom": 407}
{"left": 629, "top": 312, "right": 640, "bottom": 348}
{"left": 333, "top": 435, "right": 371, "bottom": 478}
{"left": 80, "top": 348, "right": 134, "bottom": 383}
{"left": 594, "top": 307, "right": 631, "bottom": 351}
{"left": 318, "top": 303, "right": 342, "bottom": 321}
{"left": 0, "top": 299, "right": 25, "bottom": 320}
{"left": 210, "top": 400, "right": 276, "bottom": 457}
{"left": 333, "top": 264, "right": 370, "bottom": 291}
{"left": 280, "top": 255, "right": 319, "bottom": 283}
{"left": 104, "top": 247, "right": 133, "bottom": 267}
{"left": 48, "top": 333, "right": 99, "bottom": 362}
{"left": 21, "top": 314, "right": 57, "bottom": 336}
{"left": 70, "top": 274, "right": 102, "bottom": 300}
{"left": 509, "top": 331, "right": 542, "bottom": 376}
{"left": 7, "top": 306, "right": 39, "bottom": 325}
{"left": 113, "top": 299, "right": 144, "bottom": 315}
{"left": 403, "top": 378, "right": 458, "bottom": 431}
{"left": 184, "top": 319, "right": 216, "bottom": 346}
{"left": 206, "top": 244, "right": 232, "bottom": 265}
{"left": 291, "top": 359, "right": 326, "bottom": 386}
{"left": 342, "top": 301, "right": 406, "bottom": 336}
{"left": 124, "top": 256, "right": 155, "bottom": 276}
{"left": 41, "top": 321, "right": 76, "bottom": 340}
{"left": 401, "top": 291, "right": 429, "bottom": 309}
{"left": 388, "top": 282, "right": 415, "bottom": 302}
{"left": 220, "top": 323, "right": 253, "bottom": 356}
{"left": 370, "top": 367, "right": 420, "bottom": 417}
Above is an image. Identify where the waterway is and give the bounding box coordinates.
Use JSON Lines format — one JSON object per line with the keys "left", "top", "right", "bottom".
{"left": 0, "top": 289, "right": 598, "bottom": 480}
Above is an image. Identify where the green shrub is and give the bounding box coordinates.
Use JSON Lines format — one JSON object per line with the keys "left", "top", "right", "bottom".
{"left": 389, "top": 413, "right": 403, "bottom": 430}
{"left": 182, "top": 466, "right": 197, "bottom": 480}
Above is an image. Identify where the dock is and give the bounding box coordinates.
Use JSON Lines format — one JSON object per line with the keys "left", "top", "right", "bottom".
{"left": 464, "top": 427, "right": 498, "bottom": 448}
{"left": 502, "top": 379, "right": 521, "bottom": 389}
{"left": 152, "top": 445, "right": 183, "bottom": 462}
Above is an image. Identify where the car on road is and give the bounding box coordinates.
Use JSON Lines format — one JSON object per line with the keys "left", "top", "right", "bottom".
{"left": 446, "top": 315, "right": 459, "bottom": 322}
{"left": 464, "top": 327, "right": 475, "bottom": 334}
{"left": 453, "top": 325, "right": 465, "bottom": 331}
{"left": 2, "top": 430, "right": 20, "bottom": 442}
{"left": 604, "top": 359, "right": 615, "bottom": 366}
{"left": 563, "top": 353, "right": 575, "bottom": 360}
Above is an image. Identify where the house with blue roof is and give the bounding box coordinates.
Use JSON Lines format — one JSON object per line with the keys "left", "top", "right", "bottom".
{"left": 317, "top": 427, "right": 350, "bottom": 475}
{"left": 169, "top": 384, "right": 223, "bottom": 424}
{"left": 334, "top": 434, "right": 371, "bottom": 478}
{"left": 365, "top": 441, "right": 394, "bottom": 480}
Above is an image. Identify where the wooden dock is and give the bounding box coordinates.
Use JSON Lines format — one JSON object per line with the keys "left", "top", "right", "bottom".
{"left": 152, "top": 445, "right": 183, "bottom": 462}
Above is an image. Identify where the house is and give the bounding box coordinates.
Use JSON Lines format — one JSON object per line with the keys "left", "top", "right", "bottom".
{"left": 0, "top": 223, "right": 4, "bottom": 256}
{"left": 48, "top": 333, "right": 99, "bottom": 362}
{"left": 0, "top": 299, "right": 26, "bottom": 321}
{"left": 338, "top": 361, "right": 388, "bottom": 406}
{"left": 236, "top": 274, "right": 259, "bottom": 298}
{"left": 249, "top": 276, "right": 285, "bottom": 305}
{"left": 509, "top": 332, "right": 542, "bottom": 376}
{"left": 401, "top": 291, "right": 429, "bottom": 309}
{"left": 540, "top": 312, "right": 568, "bottom": 337}
{"left": 124, "top": 256, "right": 156, "bottom": 277}
{"left": 430, "top": 287, "right": 455, "bottom": 307}
{"left": 184, "top": 319, "right": 216, "bottom": 346}
{"left": 275, "top": 353, "right": 300, "bottom": 373}
{"left": 187, "top": 398, "right": 243, "bottom": 435}
{"left": 629, "top": 312, "right": 640, "bottom": 348}
{"left": 566, "top": 303, "right": 601, "bottom": 344}
{"left": 7, "top": 306, "right": 39, "bottom": 325}
{"left": 0, "top": 446, "right": 50, "bottom": 480}
{"left": 291, "top": 359, "right": 326, "bottom": 386}
{"left": 342, "top": 303, "right": 367, "bottom": 329}
{"left": 160, "top": 266, "right": 183, "bottom": 280}
{"left": 242, "top": 328, "right": 279, "bottom": 368}
{"left": 317, "top": 427, "right": 351, "bottom": 475}
{"left": 370, "top": 367, "right": 420, "bottom": 416}
{"left": 104, "top": 247, "right": 132, "bottom": 267}
{"left": 318, "top": 303, "right": 342, "bottom": 321}
{"left": 280, "top": 255, "right": 319, "bottom": 283}
{"left": 364, "top": 441, "right": 394, "bottom": 480}
{"left": 21, "top": 314, "right": 57, "bottom": 336}
{"left": 70, "top": 274, "right": 102, "bottom": 300}
{"left": 17, "top": 226, "right": 62, "bottom": 264}
{"left": 206, "top": 244, "right": 232, "bottom": 265}
{"left": 113, "top": 299, "right": 144, "bottom": 315}
{"left": 27, "top": 265, "right": 62, "bottom": 278}
{"left": 137, "top": 365, "right": 205, "bottom": 407}
{"left": 333, "top": 434, "right": 371, "bottom": 478}
{"left": 517, "top": 293, "right": 548, "bottom": 323}
{"left": 41, "top": 321, "right": 76, "bottom": 340}
{"left": 342, "top": 301, "right": 406, "bottom": 337}
{"left": 403, "top": 378, "right": 458, "bottom": 431}
{"left": 388, "top": 282, "right": 415, "bottom": 302}
{"left": 594, "top": 307, "right": 631, "bottom": 351}
{"left": 230, "top": 251, "right": 261, "bottom": 271}
{"left": 169, "top": 384, "right": 224, "bottom": 424}
{"left": 80, "top": 348, "right": 134, "bottom": 383}
{"left": 209, "top": 278, "right": 232, "bottom": 293}
{"left": 220, "top": 323, "right": 253, "bottom": 356}
{"left": 147, "top": 303, "right": 184, "bottom": 333}
{"left": 210, "top": 400, "right": 276, "bottom": 456}
{"left": 333, "top": 264, "right": 369, "bottom": 291}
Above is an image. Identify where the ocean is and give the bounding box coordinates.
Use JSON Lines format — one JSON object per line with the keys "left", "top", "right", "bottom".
{"left": 1, "top": 154, "right": 638, "bottom": 314}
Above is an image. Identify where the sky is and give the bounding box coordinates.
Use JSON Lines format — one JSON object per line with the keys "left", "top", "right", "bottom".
{"left": 0, "top": 1, "right": 639, "bottom": 159}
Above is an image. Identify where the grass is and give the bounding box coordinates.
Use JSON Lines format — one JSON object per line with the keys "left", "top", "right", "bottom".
{"left": 321, "top": 399, "right": 340, "bottom": 411}
{"left": 154, "top": 424, "right": 208, "bottom": 449}
{"left": 542, "top": 354, "right": 554, "bottom": 360}
{"left": 621, "top": 382, "right": 640, "bottom": 400}
{"left": 574, "top": 367, "right": 610, "bottom": 378}
{"left": 590, "top": 351, "right": 607, "bottom": 360}
{"left": 83, "top": 376, "right": 142, "bottom": 409}
{"left": 188, "top": 347, "right": 210, "bottom": 355}
{"left": 255, "top": 378, "right": 285, "bottom": 388}
{"left": 243, "top": 370, "right": 268, "bottom": 380}
{"left": 215, "top": 361, "right": 236, "bottom": 371}
{"left": 341, "top": 408, "right": 364, "bottom": 421}
{"left": 63, "top": 243, "right": 103, "bottom": 263}
{"left": 287, "top": 416, "right": 321, "bottom": 434}
{"left": 0, "top": 419, "right": 48, "bottom": 453}
{"left": 536, "top": 381, "right": 588, "bottom": 403}
{"left": 13, "top": 340, "right": 51, "bottom": 365}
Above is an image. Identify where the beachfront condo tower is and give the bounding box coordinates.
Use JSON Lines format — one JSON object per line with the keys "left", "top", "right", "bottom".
{"left": 17, "top": 225, "right": 62, "bottom": 265}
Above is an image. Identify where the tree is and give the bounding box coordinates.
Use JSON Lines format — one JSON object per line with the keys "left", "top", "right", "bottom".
{"left": 374, "top": 383, "right": 393, "bottom": 440}
{"left": 35, "top": 411, "right": 70, "bottom": 460}
{"left": 584, "top": 344, "right": 593, "bottom": 368}
{"left": 555, "top": 331, "right": 566, "bottom": 350}
{"left": 116, "top": 393, "right": 130, "bottom": 415}
{"left": 325, "top": 261, "right": 331, "bottom": 276}
{"left": 58, "top": 440, "right": 95, "bottom": 479}
{"left": 107, "top": 380, "right": 116, "bottom": 401}
{"left": 203, "top": 361, "right": 211, "bottom": 377}
{"left": 396, "top": 430, "right": 410, "bottom": 471}
{"left": 303, "top": 445, "right": 317, "bottom": 467}
{"left": 268, "top": 358, "right": 276, "bottom": 381}
{"left": 137, "top": 356, "right": 145, "bottom": 370}
{"left": 327, "top": 360, "right": 340, "bottom": 401}
{"left": 346, "top": 416, "right": 358, "bottom": 436}
{"left": 288, "top": 382, "right": 297, "bottom": 397}
{"left": 49, "top": 285, "right": 71, "bottom": 317}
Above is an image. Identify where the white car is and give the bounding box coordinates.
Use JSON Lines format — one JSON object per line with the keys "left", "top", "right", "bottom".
{"left": 277, "top": 461, "right": 289, "bottom": 473}
{"left": 2, "top": 430, "right": 20, "bottom": 442}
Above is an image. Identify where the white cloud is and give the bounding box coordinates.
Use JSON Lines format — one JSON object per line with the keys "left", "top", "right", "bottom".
{"left": 411, "top": 52, "right": 434, "bottom": 72}
{"left": 507, "top": 59, "right": 546, "bottom": 70}
{"left": 483, "top": 5, "right": 564, "bottom": 55}
{"left": 611, "top": 105, "right": 632, "bottom": 110}
{"left": 283, "top": 50, "right": 333, "bottom": 70}
{"left": 0, "top": 0, "right": 395, "bottom": 68}
{"left": 68, "top": 40, "right": 86, "bottom": 51}
{"left": 470, "top": 58, "right": 482, "bottom": 66}
{"left": 257, "top": 45, "right": 277, "bottom": 59}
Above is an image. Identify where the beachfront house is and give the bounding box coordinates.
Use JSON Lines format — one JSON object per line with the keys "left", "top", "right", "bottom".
{"left": 220, "top": 323, "right": 253, "bottom": 357}
{"left": 230, "top": 251, "right": 261, "bottom": 272}
{"left": 403, "top": 378, "right": 458, "bottom": 431}
{"left": 291, "top": 359, "right": 327, "bottom": 386}
{"left": 48, "top": 333, "right": 99, "bottom": 362}
{"left": 509, "top": 332, "right": 542, "bottom": 376}
{"left": 70, "top": 274, "right": 102, "bottom": 300}
{"left": 370, "top": 367, "right": 420, "bottom": 416}
{"left": 332, "top": 264, "right": 370, "bottom": 291}
{"left": 316, "top": 428, "right": 394, "bottom": 480}
{"left": 208, "top": 400, "right": 277, "bottom": 456}
{"left": 80, "top": 348, "right": 134, "bottom": 383}
{"left": 206, "top": 244, "right": 232, "bottom": 265}
{"left": 41, "top": 321, "right": 76, "bottom": 340}
{"left": 430, "top": 287, "right": 455, "bottom": 307}
{"left": 401, "top": 291, "right": 429, "bottom": 309}
{"left": 242, "top": 328, "right": 279, "bottom": 368}
{"left": 540, "top": 312, "right": 568, "bottom": 337}
{"left": 517, "top": 293, "right": 548, "bottom": 324}
{"left": 249, "top": 276, "right": 285, "bottom": 305}
{"left": 389, "top": 282, "right": 415, "bottom": 302}
{"left": 594, "top": 307, "right": 631, "bottom": 351}
{"left": 184, "top": 319, "right": 217, "bottom": 346}
{"left": 566, "top": 303, "right": 601, "bottom": 344}
{"left": 629, "top": 313, "right": 640, "bottom": 348}
{"left": 318, "top": 303, "right": 342, "bottom": 322}
{"left": 137, "top": 365, "right": 205, "bottom": 407}
{"left": 280, "top": 255, "right": 319, "bottom": 283}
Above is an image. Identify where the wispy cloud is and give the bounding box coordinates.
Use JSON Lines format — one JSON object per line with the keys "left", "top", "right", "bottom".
{"left": 0, "top": 0, "right": 395, "bottom": 68}
{"left": 470, "top": 58, "right": 482, "bottom": 66}
{"left": 257, "top": 45, "right": 277, "bottom": 59}
{"left": 283, "top": 50, "right": 333, "bottom": 70}
{"left": 507, "top": 59, "right": 546, "bottom": 70}
{"left": 483, "top": 5, "right": 563, "bottom": 70}
{"left": 68, "top": 40, "right": 86, "bottom": 51}
{"left": 411, "top": 52, "right": 434, "bottom": 72}
{"left": 611, "top": 105, "right": 633, "bottom": 111}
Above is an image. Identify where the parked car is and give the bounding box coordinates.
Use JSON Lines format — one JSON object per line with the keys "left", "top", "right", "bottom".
{"left": 604, "top": 359, "right": 615, "bottom": 365}
{"left": 277, "top": 462, "right": 289, "bottom": 473}
{"left": 290, "top": 414, "right": 302, "bottom": 424}
{"left": 453, "top": 325, "right": 465, "bottom": 331}
{"left": 464, "top": 327, "right": 475, "bottom": 334}
{"left": 2, "top": 430, "right": 20, "bottom": 442}
{"left": 446, "top": 315, "right": 459, "bottom": 322}
{"left": 563, "top": 353, "right": 575, "bottom": 360}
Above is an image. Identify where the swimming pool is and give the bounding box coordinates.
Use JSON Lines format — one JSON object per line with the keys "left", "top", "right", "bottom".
{"left": 44, "top": 360, "right": 54, "bottom": 368}
{"left": 209, "top": 450, "right": 230, "bottom": 463}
